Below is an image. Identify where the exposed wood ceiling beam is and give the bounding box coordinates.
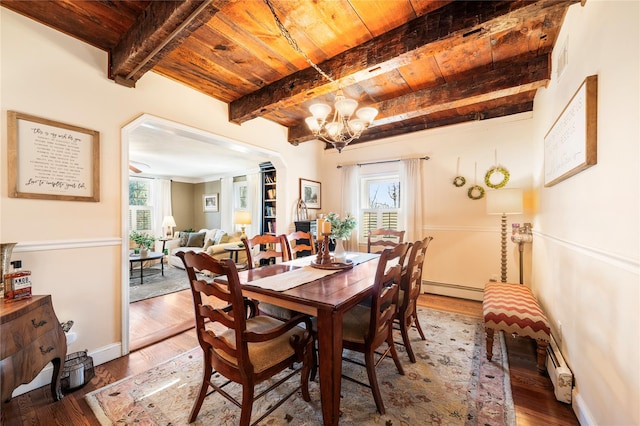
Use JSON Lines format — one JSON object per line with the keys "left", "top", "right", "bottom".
{"left": 111, "top": 0, "right": 229, "bottom": 87}
{"left": 343, "top": 99, "right": 536, "bottom": 148}
{"left": 288, "top": 54, "right": 550, "bottom": 144}
{"left": 229, "top": 0, "right": 573, "bottom": 125}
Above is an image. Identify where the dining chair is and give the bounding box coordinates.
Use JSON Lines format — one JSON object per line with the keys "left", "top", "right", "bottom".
{"left": 396, "top": 236, "right": 433, "bottom": 363}
{"left": 341, "top": 242, "right": 410, "bottom": 414}
{"left": 242, "top": 234, "right": 290, "bottom": 269}
{"left": 367, "top": 228, "right": 406, "bottom": 253}
{"left": 285, "top": 230, "right": 316, "bottom": 259}
{"left": 242, "top": 233, "right": 295, "bottom": 320}
{"left": 177, "top": 250, "right": 313, "bottom": 425}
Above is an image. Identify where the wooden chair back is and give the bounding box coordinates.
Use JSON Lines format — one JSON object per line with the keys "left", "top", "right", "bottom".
{"left": 396, "top": 236, "right": 433, "bottom": 363}
{"left": 242, "top": 234, "right": 290, "bottom": 269}
{"left": 400, "top": 236, "right": 433, "bottom": 314}
{"left": 177, "top": 251, "right": 257, "bottom": 378}
{"left": 368, "top": 243, "right": 410, "bottom": 347}
{"left": 367, "top": 228, "right": 406, "bottom": 253}
{"left": 177, "top": 250, "right": 313, "bottom": 424}
{"left": 285, "top": 231, "right": 317, "bottom": 259}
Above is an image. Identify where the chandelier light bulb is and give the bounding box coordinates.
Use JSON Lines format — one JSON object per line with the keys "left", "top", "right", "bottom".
{"left": 356, "top": 106, "right": 378, "bottom": 123}
{"left": 309, "top": 103, "right": 331, "bottom": 120}
{"left": 335, "top": 98, "right": 358, "bottom": 117}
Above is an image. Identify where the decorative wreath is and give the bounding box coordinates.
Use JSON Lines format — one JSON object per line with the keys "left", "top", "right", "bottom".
{"left": 453, "top": 176, "right": 466, "bottom": 187}
{"left": 468, "top": 185, "right": 485, "bottom": 200}
{"left": 484, "top": 166, "right": 510, "bottom": 189}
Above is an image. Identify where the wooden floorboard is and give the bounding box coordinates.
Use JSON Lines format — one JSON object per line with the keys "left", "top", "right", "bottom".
{"left": 1, "top": 292, "right": 579, "bottom": 425}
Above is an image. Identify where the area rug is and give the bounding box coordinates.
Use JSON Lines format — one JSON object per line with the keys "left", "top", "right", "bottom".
{"left": 129, "top": 265, "right": 190, "bottom": 303}
{"left": 86, "top": 307, "right": 515, "bottom": 425}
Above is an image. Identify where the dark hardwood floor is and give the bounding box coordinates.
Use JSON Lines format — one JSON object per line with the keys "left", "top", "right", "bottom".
{"left": 1, "top": 292, "right": 579, "bottom": 425}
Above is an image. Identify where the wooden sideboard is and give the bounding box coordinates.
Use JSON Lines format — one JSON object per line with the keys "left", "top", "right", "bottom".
{"left": 0, "top": 295, "right": 67, "bottom": 402}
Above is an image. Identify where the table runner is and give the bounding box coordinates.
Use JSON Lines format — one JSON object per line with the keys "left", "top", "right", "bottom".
{"left": 242, "top": 265, "right": 340, "bottom": 291}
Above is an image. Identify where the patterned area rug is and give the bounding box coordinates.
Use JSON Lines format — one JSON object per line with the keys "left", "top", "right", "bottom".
{"left": 86, "top": 307, "right": 515, "bottom": 425}
{"left": 129, "top": 265, "right": 191, "bottom": 303}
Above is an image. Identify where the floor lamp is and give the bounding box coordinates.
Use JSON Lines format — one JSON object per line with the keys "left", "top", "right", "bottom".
{"left": 486, "top": 189, "right": 523, "bottom": 283}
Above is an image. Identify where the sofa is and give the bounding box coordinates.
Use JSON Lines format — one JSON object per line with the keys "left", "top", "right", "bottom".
{"left": 162, "top": 229, "right": 247, "bottom": 269}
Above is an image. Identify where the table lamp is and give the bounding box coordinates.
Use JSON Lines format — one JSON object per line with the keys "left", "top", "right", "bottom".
{"left": 162, "top": 215, "right": 176, "bottom": 238}
{"left": 486, "top": 188, "right": 523, "bottom": 283}
{"left": 235, "top": 210, "right": 252, "bottom": 239}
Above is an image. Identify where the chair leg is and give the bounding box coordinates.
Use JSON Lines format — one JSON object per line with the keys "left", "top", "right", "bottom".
{"left": 239, "top": 382, "right": 255, "bottom": 426}
{"left": 301, "top": 340, "right": 312, "bottom": 401}
{"left": 388, "top": 330, "right": 405, "bottom": 376}
{"left": 364, "top": 351, "right": 386, "bottom": 415}
{"left": 310, "top": 336, "right": 318, "bottom": 382}
{"left": 412, "top": 312, "right": 426, "bottom": 340}
{"left": 399, "top": 317, "right": 416, "bottom": 363}
{"left": 485, "top": 327, "right": 495, "bottom": 361}
{"left": 189, "top": 360, "right": 212, "bottom": 423}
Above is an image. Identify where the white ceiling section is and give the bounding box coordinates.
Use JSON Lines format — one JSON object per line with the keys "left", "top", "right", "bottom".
{"left": 127, "top": 115, "right": 272, "bottom": 183}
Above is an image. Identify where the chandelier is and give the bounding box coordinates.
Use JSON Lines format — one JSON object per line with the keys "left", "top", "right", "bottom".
{"left": 264, "top": 0, "right": 378, "bottom": 152}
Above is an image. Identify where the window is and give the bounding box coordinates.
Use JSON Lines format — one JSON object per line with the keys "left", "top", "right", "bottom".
{"left": 129, "top": 178, "right": 153, "bottom": 232}
{"left": 360, "top": 174, "right": 400, "bottom": 242}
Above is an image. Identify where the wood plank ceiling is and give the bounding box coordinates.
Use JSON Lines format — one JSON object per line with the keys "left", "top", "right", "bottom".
{"left": 2, "top": 0, "right": 578, "bottom": 150}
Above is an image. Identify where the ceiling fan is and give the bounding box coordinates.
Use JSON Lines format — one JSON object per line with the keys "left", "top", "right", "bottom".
{"left": 129, "top": 161, "right": 150, "bottom": 174}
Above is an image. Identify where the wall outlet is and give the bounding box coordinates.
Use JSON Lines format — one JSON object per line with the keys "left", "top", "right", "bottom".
{"left": 490, "top": 274, "right": 498, "bottom": 282}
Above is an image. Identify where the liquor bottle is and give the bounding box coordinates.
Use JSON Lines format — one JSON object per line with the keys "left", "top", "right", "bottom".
{"left": 4, "top": 260, "right": 32, "bottom": 302}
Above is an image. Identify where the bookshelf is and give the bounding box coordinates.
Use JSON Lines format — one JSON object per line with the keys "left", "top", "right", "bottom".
{"left": 260, "top": 162, "right": 277, "bottom": 235}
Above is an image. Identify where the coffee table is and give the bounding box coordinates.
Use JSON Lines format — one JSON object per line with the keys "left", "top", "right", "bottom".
{"left": 129, "top": 251, "right": 164, "bottom": 284}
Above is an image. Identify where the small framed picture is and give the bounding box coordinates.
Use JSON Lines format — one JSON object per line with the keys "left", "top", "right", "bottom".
{"left": 203, "top": 193, "right": 219, "bottom": 212}
{"left": 299, "top": 178, "right": 321, "bottom": 209}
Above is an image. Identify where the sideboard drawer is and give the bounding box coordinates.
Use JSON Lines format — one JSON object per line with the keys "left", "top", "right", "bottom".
{"left": 1, "top": 301, "right": 57, "bottom": 359}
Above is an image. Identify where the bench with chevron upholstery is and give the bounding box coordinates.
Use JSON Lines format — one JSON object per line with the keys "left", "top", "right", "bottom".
{"left": 483, "top": 281, "right": 551, "bottom": 373}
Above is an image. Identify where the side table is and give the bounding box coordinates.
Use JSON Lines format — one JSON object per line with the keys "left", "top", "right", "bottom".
{"left": 224, "top": 246, "right": 247, "bottom": 270}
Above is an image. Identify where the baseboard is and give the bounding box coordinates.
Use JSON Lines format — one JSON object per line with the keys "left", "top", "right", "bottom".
{"left": 422, "top": 280, "right": 484, "bottom": 301}
{"left": 11, "top": 342, "right": 122, "bottom": 398}
{"left": 572, "top": 388, "right": 596, "bottom": 425}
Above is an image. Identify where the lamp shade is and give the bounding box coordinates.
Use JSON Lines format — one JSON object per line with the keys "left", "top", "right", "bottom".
{"left": 161, "top": 215, "right": 176, "bottom": 228}
{"left": 486, "top": 189, "right": 523, "bottom": 215}
{"left": 234, "top": 210, "right": 252, "bottom": 225}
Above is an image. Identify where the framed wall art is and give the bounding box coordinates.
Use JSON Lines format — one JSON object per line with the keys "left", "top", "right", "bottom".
{"left": 544, "top": 75, "right": 598, "bottom": 187}
{"left": 203, "top": 194, "right": 219, "bottom": 212}
{"left": 7, "top": 111, "right": 100, "bottom": 201}
{"left": 299, "top": 178, "right": 321, "bottom": 209}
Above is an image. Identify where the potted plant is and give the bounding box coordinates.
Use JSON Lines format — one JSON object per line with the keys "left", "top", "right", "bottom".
{"left": 130, "top": 230, "right": 156, "bottom": 257}
{"left": 325, "top": 212, "right": 357, "bottom": 262}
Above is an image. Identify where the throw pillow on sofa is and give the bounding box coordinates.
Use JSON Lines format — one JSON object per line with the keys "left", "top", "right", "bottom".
{"left": 186, "top": 231, "right": 206, "bottom": 248}
{"left": 178, "top": 232, "right": 190, "bottom": 247}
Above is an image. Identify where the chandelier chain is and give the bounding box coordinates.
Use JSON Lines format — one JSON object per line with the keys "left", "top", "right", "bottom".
{"left": 264, "top": 0, "right": 334, "bottom": 83}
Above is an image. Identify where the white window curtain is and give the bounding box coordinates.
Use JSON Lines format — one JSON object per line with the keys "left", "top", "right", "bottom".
{"left": 340, "top": 165, "right": 359, "bottom": 251}
{"left": 400, "top": 158, "right": 423, "bottom": 242}
{"left": 248, "top": 173, "right": 260, "bottom": 237}
{"left": 152, "top": 178, "right": 172, "bottom": 237}
{"left": 221, "top": 177, "right": 233, "bottom": 232}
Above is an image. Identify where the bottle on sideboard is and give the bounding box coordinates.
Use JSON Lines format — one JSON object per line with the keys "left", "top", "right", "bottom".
{"left": 4, "top": 260, "right": 32, "bottom": 302}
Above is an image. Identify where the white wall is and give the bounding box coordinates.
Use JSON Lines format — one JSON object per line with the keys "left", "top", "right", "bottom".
{"left": 530, "top": 2, "right": 639, "bottom": 424}
{"left": 319, "top": 114, "right": 536, "bottom": 299}
{"left": 0, "top": 7, "right": 322, "bottom": 395}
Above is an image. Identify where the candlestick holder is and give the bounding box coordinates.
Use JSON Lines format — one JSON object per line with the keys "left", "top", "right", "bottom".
{"left": 310, "top": 232, "right": 353, "bottom": 270}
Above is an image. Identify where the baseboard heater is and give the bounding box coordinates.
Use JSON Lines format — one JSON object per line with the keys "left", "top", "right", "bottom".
{"left": 546, "top": 334, "right": 573, "bottom": 404}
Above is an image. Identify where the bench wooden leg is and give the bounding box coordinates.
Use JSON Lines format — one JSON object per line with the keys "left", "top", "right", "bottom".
{"left": 536, "top": 339, "right": 549, "bottom": 374}
{"left": 485, "top": 327, "right": 494, "bottom": 361}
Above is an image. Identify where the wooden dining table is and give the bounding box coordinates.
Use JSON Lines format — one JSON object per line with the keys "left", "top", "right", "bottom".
{"left": 216, "top": 252, "right": 379, "bottom": 426}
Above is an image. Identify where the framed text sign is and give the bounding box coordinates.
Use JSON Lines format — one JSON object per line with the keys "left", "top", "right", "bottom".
{"left": 544, "top": 75, "right": 597, "bottom": 187}
{"left": 7, "top": 111, "right": 100, "bottom": 201}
